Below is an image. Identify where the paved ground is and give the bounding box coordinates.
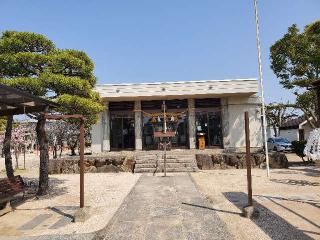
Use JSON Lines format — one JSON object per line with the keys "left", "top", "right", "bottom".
{"left": 95, "top": 173, "right": 232, "bottom": 240}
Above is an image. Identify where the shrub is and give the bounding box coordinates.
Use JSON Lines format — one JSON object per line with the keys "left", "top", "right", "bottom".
{"left": 291, "top": 140, "right": 307, "bottom": 161}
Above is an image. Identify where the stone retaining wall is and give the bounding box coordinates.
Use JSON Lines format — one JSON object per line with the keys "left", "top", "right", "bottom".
{"left": 195, "top": 152, "right": 288, "bottom": 170}
{"left": 48, "top": 155, "right": 135, "bottom": 174}
{"left": 49, "top": 152, "right": 288, "bottom": 174}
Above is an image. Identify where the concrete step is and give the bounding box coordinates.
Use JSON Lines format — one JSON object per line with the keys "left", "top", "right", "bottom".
{"left": 134, "top": 167, "right": 198, "bottom": 173}
{"left": 135, "top": 158, "right": 195, "bottom": 163}
{"left": 134, "top": 152, "right": 198, "bottom": 173}
{"left": 136, "top": 154, "right": 195, "bottom": 159}
{"left": 135, "top": 162, "right": 197, "bottom": 168}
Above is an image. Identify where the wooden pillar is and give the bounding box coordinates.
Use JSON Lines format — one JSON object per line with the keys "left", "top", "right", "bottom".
{"left": 245, "top": 112, "right": 253, "bottom": 206}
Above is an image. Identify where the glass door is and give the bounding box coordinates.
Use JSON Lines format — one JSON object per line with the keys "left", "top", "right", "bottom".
{"left": 195, "top": 111, "right": 222, "bottom": 148}
{"left": 110, "top": 116, "right": 135, "bottom": 150}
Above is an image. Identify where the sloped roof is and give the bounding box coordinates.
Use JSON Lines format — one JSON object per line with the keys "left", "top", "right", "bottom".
{"left": 0, "top": 84, "right": 58, "bottom": 116}
{"left": 280, "top": 116, "right": 307, "bottom": 129}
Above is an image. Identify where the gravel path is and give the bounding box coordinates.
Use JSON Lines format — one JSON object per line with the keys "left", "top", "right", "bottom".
{"left": 0, "top": 173, "right": 141, "bottom": 239}
{"left": 95, "top": 173, "right": 232, "bottom": 240}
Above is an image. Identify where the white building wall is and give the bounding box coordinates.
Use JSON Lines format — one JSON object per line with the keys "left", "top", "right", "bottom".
{"left": 225, "top": 95, "right": 262, "bottom": 150}
{"left": 91, "top": 113, "right": 103, "bottom": 153}
{"left": 279, "top": 129, "right": 299, "bottom": 142}
{"left": 302, "top": 124, "right": 313, "bottom": 141}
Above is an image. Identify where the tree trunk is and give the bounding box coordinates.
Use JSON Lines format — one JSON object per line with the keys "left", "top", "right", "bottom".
{"left": 36, "top": 114, "right": 49, "bottom": 196}
{"left": 316, "top": 86, "right": 320, "bottom": 128}
{"left": 3, "top": 115, "right": 14, "bottom": 179}
{"left": 14, "top": 146, "right": 19, "bottom": 169}
{"left": 59, "top": 145, "right": 63, "bottom": 158}
{"left": 273, "top": 125, "right": 278, "bottom": 137}
{"left": 70, "top": 147, "right": 76, "bottom": 156}
{"left": 53, "top": 145, "right": 57, "bottom": 159}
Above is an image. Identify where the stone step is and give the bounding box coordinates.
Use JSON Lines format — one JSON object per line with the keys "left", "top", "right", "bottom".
{"left": 135, "top": 162, "right": 197, "bottom": 168}
{"left": 136, "top": 154, "right": 195, "bottom": 159}
{"left": 135, "top": 158, "right": 195, "bottom": 163}
{"left": 134, "top": 167, "right": 198, "bottom": 173}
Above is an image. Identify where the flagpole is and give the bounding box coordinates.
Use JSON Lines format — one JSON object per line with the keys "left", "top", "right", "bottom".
{"left": 253, "top": 0, "right": 270, "bottom": 177}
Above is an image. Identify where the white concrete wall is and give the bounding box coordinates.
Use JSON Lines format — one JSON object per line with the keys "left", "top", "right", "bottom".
{"left": 91, "top": 113, "right": 103, "bottom": 153}
{"left": 302, "top": 124, "right": 313, "bottom": 141}
{"left": 225, "top": 95, "right": 263, "bottom": 150}
{"left": 279, "top": 129, "right": 299, "bottom": 142}
{"left": 96, "top": 79, "right": 258, "bottom": 100}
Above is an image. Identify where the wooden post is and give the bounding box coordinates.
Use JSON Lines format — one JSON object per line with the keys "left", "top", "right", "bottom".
{"left": 164, "top": 138, "right": 167, "bottom": 177}
{"left": 79, "top": 119, "right": 85, "bottom": 208}
{"left": 244, "top": 112, "right": 253, "bottom": 206}
{"left": 23, "top": 145, "right": 26, "bottom": 170}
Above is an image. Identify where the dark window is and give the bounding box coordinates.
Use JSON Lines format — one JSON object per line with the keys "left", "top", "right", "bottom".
{"left": 195, "top": 98, "right": 221, "bottom": 108}
{"left": 109, "top": 101, "right": 134, "bottom": 111}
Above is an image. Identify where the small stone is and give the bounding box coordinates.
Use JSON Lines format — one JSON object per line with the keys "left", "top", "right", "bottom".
{"left": 73, "top": 207, "right": 90, "bottom": 222}
{"left": 242, "top": 205, "right": 259, "bottom": 218}
{"left": 85, "top": 166, "right": 97, "bottom": 173}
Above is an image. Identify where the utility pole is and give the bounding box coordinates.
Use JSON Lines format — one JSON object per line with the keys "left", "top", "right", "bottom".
{"left": 253, "top": 0, "right": 270, "bottom": 177}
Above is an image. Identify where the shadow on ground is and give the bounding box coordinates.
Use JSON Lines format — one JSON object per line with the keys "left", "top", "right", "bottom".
{"left": 274, "top": 167, "right": 320, "bottom": 177}
{"left": 270, "top": 178, "right": 320, "bottom": 186}
{"left": 10, "top": 176, "right": 69, "bottom": 210}
{"left": 224, "top": 192, "right": 314, "bottom": 240}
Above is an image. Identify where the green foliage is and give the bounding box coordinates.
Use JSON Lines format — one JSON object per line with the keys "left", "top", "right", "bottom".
{"left": 295, "top": 90, "right": 317, "bottom": 128}
{"left": 0, "top": 31, "right": 54, "bottom": 54}
{"left": 291, "top": 140, "right": 307, "bottom": 161}
{"left": 270, "top": 21, "right": 320, "bottom": 89}
{"left": 0, "top": 117, "right": 6, "bottom": 132}
{"left": 0, "top": 30, "right": 104, "bottom": 125}
{"left": 56, "top": 94, "right": 105, "bottom": 124}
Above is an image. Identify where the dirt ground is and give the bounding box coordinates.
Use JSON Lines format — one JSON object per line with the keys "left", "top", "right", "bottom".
{"left": 0, "top": 167, "right": 141, "bottom": 238}
{"left": 191, "top": 166, "right": 320, "bottom": 240}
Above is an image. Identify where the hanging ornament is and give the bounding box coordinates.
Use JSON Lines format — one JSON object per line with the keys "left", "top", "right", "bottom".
{"left": 170, "top": 116, "right": 174, "bottom": 122}
{"left": 157, "top": 116, "right": 161, "bottom": 122}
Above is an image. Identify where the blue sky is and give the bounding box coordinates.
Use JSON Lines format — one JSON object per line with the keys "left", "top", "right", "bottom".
{"left": 0, "top": 0, "right": 319, "bottom": 103}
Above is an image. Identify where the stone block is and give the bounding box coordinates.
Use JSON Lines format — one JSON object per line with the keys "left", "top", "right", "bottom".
{"left": 212, "top": 154, "right": 224, "bottom": 164}
{"left": 195, "top": 154, "right": 213, "bottom": 170}
{"left": 85, "top": 166, "right": 97, "bottom": 173}
{"left": 122, "top": 157, "right": 136, "bottom": 172}
{"left": 95, "top": 159, "right": 106, "bottom": 168}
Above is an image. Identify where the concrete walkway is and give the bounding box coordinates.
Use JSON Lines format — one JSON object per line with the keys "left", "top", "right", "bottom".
{"left": 95, "top": 173, "right": 232, "bottom": 240}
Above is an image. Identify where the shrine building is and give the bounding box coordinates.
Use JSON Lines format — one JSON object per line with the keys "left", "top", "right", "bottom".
{"left": 91, "top": 78, "right": 263, "bottom": 152}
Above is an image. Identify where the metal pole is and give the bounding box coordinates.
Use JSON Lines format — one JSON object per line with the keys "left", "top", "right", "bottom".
{"left": 253, "top": 0, "right": 270, "bottom": 177}
{"left": 245, "top": 112, "right": 253, "bottom": 206}
{"left": 79, "top": 119, "right": 85, "bottom": 208}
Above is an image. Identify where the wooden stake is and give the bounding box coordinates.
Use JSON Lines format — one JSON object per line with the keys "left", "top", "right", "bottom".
{"left": 245, "top": 112, "right": 253, "bottom": 206}
{"left": 79, "top": 119, "right": 85, "bottom": 208}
